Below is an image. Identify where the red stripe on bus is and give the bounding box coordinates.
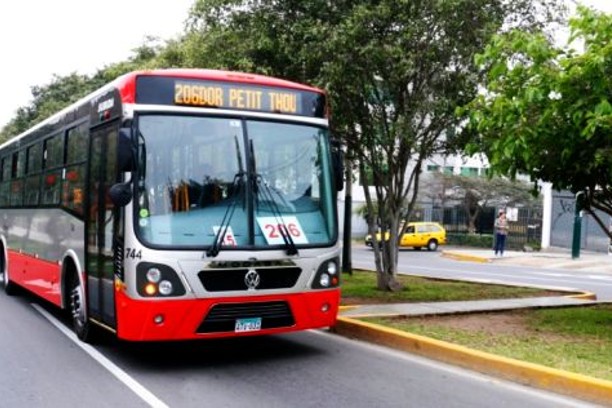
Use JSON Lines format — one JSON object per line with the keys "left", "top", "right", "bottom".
{"left": 7, "top": 250, "right": 62, "bottom": 306}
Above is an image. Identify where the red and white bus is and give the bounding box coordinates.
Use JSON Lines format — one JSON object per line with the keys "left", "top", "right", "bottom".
{"left": 0, "top": 69, "right": 342, "bottom": 342}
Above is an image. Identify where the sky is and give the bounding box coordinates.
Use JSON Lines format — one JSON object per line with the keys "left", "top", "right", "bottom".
{"left": 0, "top": 0, "right": 194, "bottom": 128}
{"left": 0, "top": 0, "right": 611, "bottom": 130}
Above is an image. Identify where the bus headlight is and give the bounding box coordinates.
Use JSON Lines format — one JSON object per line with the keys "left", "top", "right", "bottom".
{"left": 146, "top": 267, "right": 162, "bottom": 283}
{"left": 319, "top": 273, "right": 331, "bottom": 287}
{"left": 312, "top": 258, "right": 340, "bottom": 289}
{"left": 136, "top": 262, "right": 186, "bottom": 297}
{"left": 158, "top": 280, "right": 173, "bottom": 295}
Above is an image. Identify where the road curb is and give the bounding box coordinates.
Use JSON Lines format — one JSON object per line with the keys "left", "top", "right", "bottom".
{"left": 567, "top": 291, "right": 598, "bottom": 301}
{"left": 441, "top": 251, "right": 490, "bottom": 263}
{"left": 332, "top": 317, "right": 612, "bottom": 406}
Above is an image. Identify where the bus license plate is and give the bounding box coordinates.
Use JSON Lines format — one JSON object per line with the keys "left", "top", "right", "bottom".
{"left": 235, "top": 318, "right": 262, "bottom": 333}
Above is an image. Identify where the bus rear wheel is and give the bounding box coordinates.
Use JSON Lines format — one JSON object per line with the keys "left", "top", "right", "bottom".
{"left": 69, "top": 273, "right": 96, "bottom": 343}
{"left": 1, "top": 253, "right": 17, "bottom": 296}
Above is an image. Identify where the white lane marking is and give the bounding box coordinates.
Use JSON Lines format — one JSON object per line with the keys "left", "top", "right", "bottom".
{"left": 31, "top": 303, "right": 169, "bottom": 408}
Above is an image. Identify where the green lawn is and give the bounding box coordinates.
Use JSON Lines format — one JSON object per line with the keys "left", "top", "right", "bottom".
{"left": 368, "top": 307, "right": 612, "bottom": 381}
{"left": 341, "top": 270, "right": 563, "bottom": 304}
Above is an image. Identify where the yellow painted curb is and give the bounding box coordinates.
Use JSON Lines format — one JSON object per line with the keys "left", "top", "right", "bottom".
{"left": 567, "top": 291, "right": 598, "bottom": 301}
{"left": 441, "top": 251, "right": 490, "bottom": 263}
{"left": 333, "top": 316, "right": 612, "bottom": 405}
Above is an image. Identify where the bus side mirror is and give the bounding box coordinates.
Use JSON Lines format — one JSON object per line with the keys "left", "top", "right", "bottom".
{"left": 331, "top": 144, "right": 344, "bottom": 192}
{"left": 118, "top": 128, "right": 136, "bottom": 172}
{"left": 109, "top": 182, "right": 133, "bottom": 207}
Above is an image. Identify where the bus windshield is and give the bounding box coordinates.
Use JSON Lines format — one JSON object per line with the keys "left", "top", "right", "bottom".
{"left": 135, "top": 114, "right": 336, "bottom": 249}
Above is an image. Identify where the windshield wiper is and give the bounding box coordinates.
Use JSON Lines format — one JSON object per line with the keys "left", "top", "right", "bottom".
{"left": 206, "top": 172, "right": 245, "bottom": 258}
{"left": 256, "top": 175, "right": 298, "bottom": 255}
{"left": 249, "top": 139, "right": 298, "bottom": 256}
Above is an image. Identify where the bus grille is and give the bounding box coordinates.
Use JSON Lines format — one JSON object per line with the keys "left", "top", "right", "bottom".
{"left": 196, "top": 301, "right": 295, "bottom": 334}
{"left": 198, "top": 267, "right": 302, "bottom": 292}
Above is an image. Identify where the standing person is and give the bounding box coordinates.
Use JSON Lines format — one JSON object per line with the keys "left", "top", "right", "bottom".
{"left": 494, "top": 210, "right": 508, "bottom": 256}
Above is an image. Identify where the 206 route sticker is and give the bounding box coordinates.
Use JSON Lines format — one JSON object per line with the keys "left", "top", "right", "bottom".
{"left": 256, "top": 216, "right": 308, "bottom": 245}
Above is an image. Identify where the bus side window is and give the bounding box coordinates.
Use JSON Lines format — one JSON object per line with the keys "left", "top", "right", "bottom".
{"left": 0, "top": 157, "right": 8, "bottom": 207}
{"left": 10, "top": 151, "right": 25, "bottom": 207}
{"left": 63, "top": 125, "right": 87, "bottom": 215}
{"left": 24, "top": 143, "right": 42, "bottom": 206}
{"left": 41, "top": 133, "right": 63, "bottom": 205}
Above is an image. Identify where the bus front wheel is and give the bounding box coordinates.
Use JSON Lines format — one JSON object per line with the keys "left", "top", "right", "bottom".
{"left": 69, "top": 273, "right": 96, "bottom": 343}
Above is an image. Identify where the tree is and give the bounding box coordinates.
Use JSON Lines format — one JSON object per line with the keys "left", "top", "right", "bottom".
{"left": 465, "top": 6, "right": 612, "bottom": 240}
{"left": 0, "top": 38, "right": 165, "bottom": 144}
{"left": 185, "top": 0, "right": 564, "bottom": 290}
{"left": 0, "top": 73, "right": 101, "bottom": 144}
{"left": 421, "top": 172, "right": 539, "bottom": 233}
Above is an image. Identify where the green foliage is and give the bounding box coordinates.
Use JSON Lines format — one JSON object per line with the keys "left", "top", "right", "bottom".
{"left": 422, "top": 172, "right": 539, "bottom": 232}
{"left": 0, "top": 73, "right": 101, "bottom": 143}
{"left": 465, "top": 6, "right": 612, "bottom": 239}
{"left": 184, "top": 0, "right": 566, "bottom": 286}
{"left": 447, "top": 233, "right": 495, "bottom": 248}
{"left": 0, "top": 37, "right": 167, "bottom": 144}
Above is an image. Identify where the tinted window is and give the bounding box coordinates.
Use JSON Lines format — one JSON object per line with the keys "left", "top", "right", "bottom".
{"left": 41, "top": 170, "right": 62, "bottom": 205}
{"left": 66, "top": 123, "right": 88, "bottom": 164}
{"left": 63, "top": 163, "right": 86, "bottom": 215}
{"left": 24, "top": 175, "right": 40, "bottom": 205}
{"left": 43, "top": 133, "right": 64, "bottom": 169}
{"left": 26, "top": 143, "right": 42, "bottom": 174}
{"left": 0, "top": 157, "right": 6, "bottom": 181}
{"left": 17, "top": 150, "right": 25, "bottom": 177}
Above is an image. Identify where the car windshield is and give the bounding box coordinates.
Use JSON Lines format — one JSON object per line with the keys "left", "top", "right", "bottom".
{"left": 134, "top": 114, "right": 336, "bottom": 249}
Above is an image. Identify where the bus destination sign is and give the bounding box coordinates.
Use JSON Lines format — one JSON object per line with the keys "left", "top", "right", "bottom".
{"left": 174, "top": 80, "right": 300, "bottom": 114}
{"left": 136, "top": 76, "right": 326, "bottom": 118}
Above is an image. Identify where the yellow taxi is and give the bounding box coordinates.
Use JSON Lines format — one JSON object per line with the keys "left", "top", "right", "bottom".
{"left": 365, "top": 222, "right": 447, "bottom": 251}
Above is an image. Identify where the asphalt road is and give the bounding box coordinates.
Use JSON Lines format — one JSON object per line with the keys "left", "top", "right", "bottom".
{"left": 0, "top": 275, "right": 598, "bottom": 408}
{"left": 350, "top": 245, "right": 612, "bottom": 300}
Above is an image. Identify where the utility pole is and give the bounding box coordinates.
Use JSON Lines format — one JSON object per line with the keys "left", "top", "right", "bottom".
{"left": 571, "top": 192, "right": 584, "bottom": 259}
{"left": 342, "top": 154, "right": 352, "bottom": 275}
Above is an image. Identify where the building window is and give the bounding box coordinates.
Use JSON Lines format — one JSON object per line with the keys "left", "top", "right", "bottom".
{"left": 460, "top": 167, "right": 479, "bottom": 177}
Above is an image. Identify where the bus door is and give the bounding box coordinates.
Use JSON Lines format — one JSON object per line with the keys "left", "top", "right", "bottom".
{"left": 86, "top": 121, "right": 121, "bottom": 328}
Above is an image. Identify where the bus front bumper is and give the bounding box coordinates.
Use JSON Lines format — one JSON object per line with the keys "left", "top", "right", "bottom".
{"left": 114, "top": 290, "right": 340, "bottom": 341}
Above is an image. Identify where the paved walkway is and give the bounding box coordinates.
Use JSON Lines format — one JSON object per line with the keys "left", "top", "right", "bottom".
{"left": 341, "top": 246, "right": 610, "bottom": 318}
{"left": 441, "top": 246, "right": 612, "bottom": 273}
{"left": 340, "top": 296, "right": 598, "bottom": 318}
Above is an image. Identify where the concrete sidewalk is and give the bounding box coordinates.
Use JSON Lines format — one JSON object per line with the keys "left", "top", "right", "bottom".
{"left": 441, "top": 246, "right": 612, "bottom": 273}
{"left": 340, "top": 295, "right": 598, "bottom": 318}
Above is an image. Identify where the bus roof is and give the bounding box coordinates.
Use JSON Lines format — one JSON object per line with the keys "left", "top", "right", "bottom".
{"left": 117, "top": 69, "right": 324, "bottom": 96}
{"left": 0, "top": 69, "right": 325, "bottom": 150}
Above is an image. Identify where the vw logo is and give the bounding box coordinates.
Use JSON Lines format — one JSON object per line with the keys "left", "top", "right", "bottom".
{"left": 244, "top": 269, "right": 261, "bottom": 290}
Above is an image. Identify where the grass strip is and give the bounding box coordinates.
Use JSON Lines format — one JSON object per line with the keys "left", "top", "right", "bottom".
{"left": 366, "top": 306, "right": 612, "bottom": 381}
{"left": 341, "top": 270, "right": 561, "bottom": 305}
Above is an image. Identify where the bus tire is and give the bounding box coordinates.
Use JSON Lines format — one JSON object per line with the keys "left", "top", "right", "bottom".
{"left": 69, "top": 272, "right": 96, "bottom": 343}
{"left": 1, "top": 248, "right": 17, "bottom": 296}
